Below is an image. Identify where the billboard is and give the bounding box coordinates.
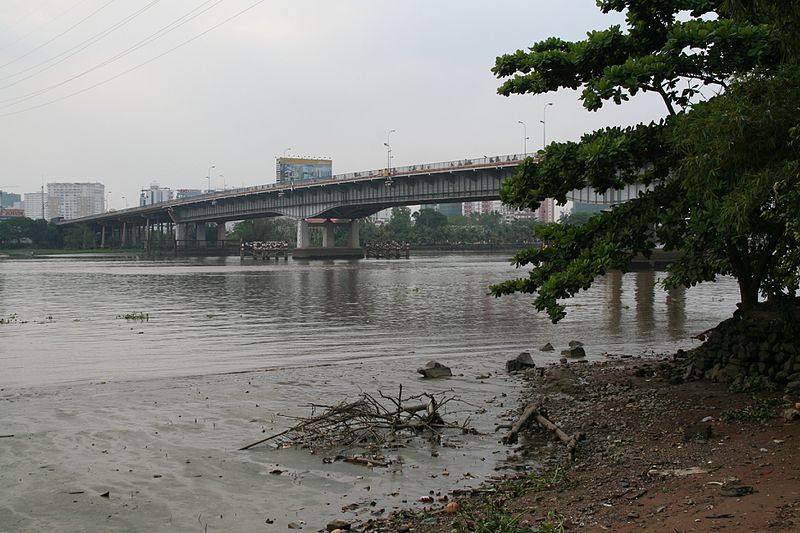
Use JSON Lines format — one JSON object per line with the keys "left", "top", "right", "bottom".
{"left": 276, "top": 157, "right": 332, "bottom": 184}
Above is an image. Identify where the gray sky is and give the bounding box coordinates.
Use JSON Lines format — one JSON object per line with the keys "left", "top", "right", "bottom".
{"left": 0, "top": 0, "right": 667, "bottom": 210}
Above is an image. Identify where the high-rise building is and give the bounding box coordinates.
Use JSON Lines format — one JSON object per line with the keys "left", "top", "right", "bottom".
{"left": 23, "top": 192, "right": 56, "bottom": 220}
{"left": 47, "top": 182, "right": 104, "bottom": 220}
{"left": 140, "top": 182, "right": 174, "bottom": 206}
{"left": 433, "top": 203, "right": 463, "bottom": 217}
{"left": 538, "top": 198, "right": 556, "bottom": 223}
{"left": 0, "top": 191, "right": 21, "bottom": 209}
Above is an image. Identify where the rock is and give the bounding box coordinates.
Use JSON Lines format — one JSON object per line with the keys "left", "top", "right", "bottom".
{"left": 506, "top": 352, "right": 536, "bottom": 372}
{"left": 561, "top": 346, "right": 586, "bottom": 358}
{"left": 569, "top": 340, "right": 584, "bottom": 348}
{"left": 559, "top": 357, "right": 568, "bottom": 365}
{"left": 288, "top": 522, "right": 302, "bottom": 529}
{"left": 720, "top": 486, "right": 754, "bottom": 497}
{"left": 782, "top": 408, "right": 800, "bottom": 421}
{"left": 327, "top": 519, "right": 351, "bottom": 531}
{"left": 786, "top": 380, "right": 800, "bottom": 393}
{"left": 417, "top": 361, "right": 452, "bottom": 379}
{"left": 540, "top": 342, "right": 554, "bottom": 352}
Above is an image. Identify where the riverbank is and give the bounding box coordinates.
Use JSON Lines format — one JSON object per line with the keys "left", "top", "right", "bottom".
{"left": 372, "top": 355, "right": 800, "bottom": 533}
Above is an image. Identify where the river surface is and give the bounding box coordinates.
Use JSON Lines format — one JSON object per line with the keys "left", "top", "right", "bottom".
{"left": 1, "top": 252, "right": 737, "bottom": 388}
{"left": 0, "top": 253, "right": 740, "bottom": 531}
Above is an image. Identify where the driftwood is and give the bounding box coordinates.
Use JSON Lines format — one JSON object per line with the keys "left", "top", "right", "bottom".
{"left": 240, "top": 387, "right": 469, "bottom": 451}
{"left": 499, "top": 403, "right": 585, "bottom": 460}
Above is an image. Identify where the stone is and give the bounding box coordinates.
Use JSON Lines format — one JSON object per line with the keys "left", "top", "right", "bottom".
{"left": 561, "top": 346, "right": 586, "bottom": 358}
{"left": 540, "top": 342, "right": 554, "bottom": 352}
{"left": 327, "top": 519, "right": 351, "bottom": 531}
{"left": 786, "top": 380, "right": 800, "bottom": 393}
{"left": 783, "top": 408, "right": 800, "bottom": 422}
{"left": 417, "top": 360, "right": 452, "bottom": 379}
{"left": 568, "top": 340, "right": 584, "bottom": 348}
{"left": 506, "top": 352, "right": 536, "bottom": 372}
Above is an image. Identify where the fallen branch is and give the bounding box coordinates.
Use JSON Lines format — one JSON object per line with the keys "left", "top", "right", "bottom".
{"left": 501, "top": 402, "right": 585, "bottom": 460}
{"left": 240, "top": 388, "right": 470, "bottom": 451}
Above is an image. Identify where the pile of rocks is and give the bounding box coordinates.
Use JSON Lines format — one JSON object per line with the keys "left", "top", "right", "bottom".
{"left": 685, "top": 299, "right": 800, "bottom": 393}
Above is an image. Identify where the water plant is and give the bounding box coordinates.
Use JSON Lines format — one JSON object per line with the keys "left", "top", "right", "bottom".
{"left": 116, "top": 312, "right": 149, "bottom": 321}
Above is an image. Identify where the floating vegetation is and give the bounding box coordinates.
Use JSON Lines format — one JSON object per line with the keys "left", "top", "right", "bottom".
{"left": 0, "top": 313, "right": 20, "bottom": 325}
{"left": 116, "top": 312, "right": 150, "bottom": 321}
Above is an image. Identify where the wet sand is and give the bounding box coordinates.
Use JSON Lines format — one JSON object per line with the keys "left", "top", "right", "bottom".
{"left": 0, "top": 355, "right": 528, "bottom": 532}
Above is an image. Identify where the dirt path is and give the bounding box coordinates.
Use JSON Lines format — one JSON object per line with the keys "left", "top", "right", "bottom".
{"left": 361, "top": 356, "right": 800, "bottom": 532}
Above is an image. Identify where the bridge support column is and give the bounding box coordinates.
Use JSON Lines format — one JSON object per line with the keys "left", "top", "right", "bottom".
{"left": 347, "top": 219, "right": 360, "bottom": 248}
{"left": 322, "top": 219, "right": 335, "bottom": 248}
{"left": 175, "top": 223, "right": 187, "bottom": 248}
{"left": 196, "top": 223, "right": 206, "bottom": 248}
{"left": 144, "top": 219, "right": 151, "bottom": 251}
{"left": 216, "top": 222, "right": 226, "bottom": 248}
{"left": 100, "top": 225, "right": 106, "bottom": 248}
{"left": 296, "top": 219, "right": 310, "bottom": 249}
{"left": 121, "top": 222, "right": 127, "bottom": 247}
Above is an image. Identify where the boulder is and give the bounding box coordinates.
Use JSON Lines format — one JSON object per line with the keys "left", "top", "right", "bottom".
{"left": 568, "top": 340, "right": 584, "bottom": 348}
{"left": 506, "top": 352, "right": 536, "bottom": 373}
{"left": 417, "top": 360, "right": 452, "bottom": 379}
{"left": 327, "top": 519, "right": 351, "bottom": 531}
{"left": 561, "top": 346, "right": 586, "bottom": 358}
{"left": 539, "top": 342, "right": 554, "bottom": 352}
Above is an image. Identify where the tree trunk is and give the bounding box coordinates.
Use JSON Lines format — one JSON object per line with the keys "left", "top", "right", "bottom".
{"left": 738, "top": 277, "right": 759, "bottom": 313}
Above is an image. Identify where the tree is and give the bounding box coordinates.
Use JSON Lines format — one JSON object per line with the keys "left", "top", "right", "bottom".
{"left": 384, "top": 207, "right": 413, "bottom": 241}
{"left": 412, "top": 208, "right": 449, "bottom": 244}
{"left": 490, "top": 0, "right": 799, "bottom": 323}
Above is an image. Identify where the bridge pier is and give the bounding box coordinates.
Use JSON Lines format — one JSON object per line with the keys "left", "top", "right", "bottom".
{"left": 216, "top": 222, "right": 227, "bottom": 247}
{"left": 296, "top": 219, "right": 310, "bottom": 248}
{"left": 175, "top": 223, "right": 187, "bottom": 248}
{"left": 121, "top": 222, "right": 128, "bottom": 247}
{"left": 196, "top": 222, "right": 206, "bottom": 248}
{"left": 293, "top": 218, "right": 363, "bottom": 259}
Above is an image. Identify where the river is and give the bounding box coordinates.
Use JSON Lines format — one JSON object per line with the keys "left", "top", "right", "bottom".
{"left": 0, "top": 252, "right": 740, "bottom": 531}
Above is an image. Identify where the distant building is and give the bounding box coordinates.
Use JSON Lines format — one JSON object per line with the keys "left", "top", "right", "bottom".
{"left": 538, "top": 198, "right": 557, "bottom": 223}
{"left": 0, "top": 208, "right": 25, "bottom": 221}
{"left": 23, "top": 192, "right": 56, "bottom": 220}
{"left": 175, "top": 188, "right": 203, "bottom": 199}
{"left": 434, "top": 202, "right": 463, "bottom": 217}
{"left": 47, "top": 182, "right": 104, "bottom": 220}
{"left": 140, "top": 182, "right": 174, "bottom": 206}
{"left": 0, "top": 191, "right": 21, "bottom": 209}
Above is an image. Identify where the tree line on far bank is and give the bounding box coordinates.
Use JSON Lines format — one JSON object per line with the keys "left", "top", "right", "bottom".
{"left": 0, "top": 207, "right": 595, "bottom": 250}
{"left": 229, "top": 207, "right": 593, "bottom": 248}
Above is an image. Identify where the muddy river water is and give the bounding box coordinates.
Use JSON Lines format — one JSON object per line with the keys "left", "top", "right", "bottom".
{"left": 0, "top": 253, "right": 739, "bottom": 531}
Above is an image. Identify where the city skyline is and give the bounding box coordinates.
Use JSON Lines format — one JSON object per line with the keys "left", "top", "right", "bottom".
{"left": 0, "top": 1, "right": 669, "bottom": 210}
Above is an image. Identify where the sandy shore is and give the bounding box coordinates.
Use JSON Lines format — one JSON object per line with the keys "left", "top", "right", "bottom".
{"left": 0, "top": 354, "right": 531, "bottom": 532}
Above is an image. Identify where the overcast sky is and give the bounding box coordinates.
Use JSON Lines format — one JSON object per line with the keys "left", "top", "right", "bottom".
{"left": 0, "top": 0, "right": 666, "bottom": 210}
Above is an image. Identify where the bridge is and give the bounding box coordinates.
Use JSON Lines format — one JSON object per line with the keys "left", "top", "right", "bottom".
{"left": 59, "top": 153, "right": 650, "bottom": 257}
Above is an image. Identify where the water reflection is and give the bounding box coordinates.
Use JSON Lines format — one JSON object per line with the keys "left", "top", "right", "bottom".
{"left": 0, "top": 254, "right": 734, "bottom": 387}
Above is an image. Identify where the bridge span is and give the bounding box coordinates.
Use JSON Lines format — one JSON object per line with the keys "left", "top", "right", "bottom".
{"left": 59, "top": 154, "right": 650, "bottom": 257}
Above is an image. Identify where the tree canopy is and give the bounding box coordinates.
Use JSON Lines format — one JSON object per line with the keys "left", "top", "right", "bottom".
{"left": 490, "top": 0, "right": 800, "bottom": 322}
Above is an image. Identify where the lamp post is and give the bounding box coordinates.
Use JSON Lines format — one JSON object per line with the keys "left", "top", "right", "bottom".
{"left": 106, "top": 190, "right": 111, "bottom": 212}
{"left": 121, "top": 196, "right": 127, "bottom": 209}
{"left": 384, "top": 129, "right": 396, "bottom": 174}
{"left": 541, "top": 102, "right": 554, "bottom": 149}
{"left": 517, "top": 120, "right": 529, "bottom": 156}
{"left": 207, "top": 165, "right": 215, "bottom": 193}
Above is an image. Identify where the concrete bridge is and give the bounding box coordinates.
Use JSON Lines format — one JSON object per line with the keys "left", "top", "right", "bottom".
{"left": 59, "top": 154, "right": 651, "bottom": 257}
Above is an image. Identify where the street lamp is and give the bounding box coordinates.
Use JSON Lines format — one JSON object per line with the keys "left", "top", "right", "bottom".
{"left": 207, "top": 165, "right": 215, "bottom": 193}
{"left": 106, "top": 190, "right": 111, "bottom": 212}
{"left": 540, "top": 102, "right": 554, "bottom": 149}
{"left": 384, "top": 129, "right": 396, "bottom": 174}
{"left": 517, "top": 120, "right": 529, "bottom": 156}
{"left": 121, "top": 196, "right": 127, "bottom": 209}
